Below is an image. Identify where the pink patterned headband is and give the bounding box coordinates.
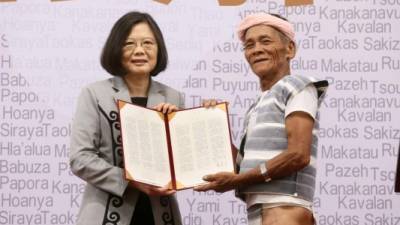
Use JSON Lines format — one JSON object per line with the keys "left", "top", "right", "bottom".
{"left": 237, "top": 13, "right": 295, "bottom": 43}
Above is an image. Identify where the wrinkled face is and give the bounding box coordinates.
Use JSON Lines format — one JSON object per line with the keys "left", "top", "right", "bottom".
{"left": 243, "top": 24, "right": 295, "bottom": 78}
{"left": 122, "top": 22, "right": 158, "bottom": 77}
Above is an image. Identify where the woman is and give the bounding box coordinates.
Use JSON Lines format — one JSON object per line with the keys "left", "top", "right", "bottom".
{"left": 70, "top": 11, "right": 183, "bottom": 225}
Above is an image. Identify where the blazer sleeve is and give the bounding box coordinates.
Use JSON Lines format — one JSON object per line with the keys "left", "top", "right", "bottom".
{"left": 69, "top": 87, "right": 128, "bottom": 197}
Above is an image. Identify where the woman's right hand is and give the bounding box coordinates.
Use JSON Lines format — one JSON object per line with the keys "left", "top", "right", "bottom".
{"left": 129, "top": 180, "right": 176, "bottom": 196}
{"left": 153, "top": 103, "right": 179, "bottom": 114}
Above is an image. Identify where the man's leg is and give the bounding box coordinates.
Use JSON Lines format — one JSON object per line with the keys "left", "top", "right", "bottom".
{"left": 261, "top": 206, "right": 314, "bottom": 225}
{"left": 247, "top": 205, "right": 262, "bottom": 225}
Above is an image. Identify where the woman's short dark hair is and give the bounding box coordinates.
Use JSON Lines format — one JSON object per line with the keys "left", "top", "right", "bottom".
{"left": 101, "top": 11, "right": 168, "bottom": 77}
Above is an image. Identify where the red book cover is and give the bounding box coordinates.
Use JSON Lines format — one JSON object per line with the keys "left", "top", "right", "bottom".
{"left": 117, "top": 100, "right": 235, "bottom": 190}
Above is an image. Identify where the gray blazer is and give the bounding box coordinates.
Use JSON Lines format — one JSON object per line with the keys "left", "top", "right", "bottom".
{"left": 70, "top": 76, "right": 184, "bottom": 225}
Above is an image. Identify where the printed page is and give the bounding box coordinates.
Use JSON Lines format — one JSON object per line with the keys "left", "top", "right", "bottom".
{"left": 168, "top": 103, "right": 234, "bottom": 188}
{"left": 119, "top": 102, "right": 171, "bottom": 187}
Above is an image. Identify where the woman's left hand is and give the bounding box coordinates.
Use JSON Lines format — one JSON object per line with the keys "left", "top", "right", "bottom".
{"left": 129, "top": 180, "right": 176, "bottom": 196}
{"left": 153, "top": 103, "right": 179, "bottom": 114}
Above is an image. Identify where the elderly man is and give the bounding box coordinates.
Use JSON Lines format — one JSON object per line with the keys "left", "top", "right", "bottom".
{"left": 195, "top": 13, "right": 328, "bottom": 225}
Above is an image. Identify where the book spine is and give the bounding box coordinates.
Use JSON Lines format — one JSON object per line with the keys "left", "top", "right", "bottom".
{"left": 164, "top": 113, "right": 177, "bottom": 190}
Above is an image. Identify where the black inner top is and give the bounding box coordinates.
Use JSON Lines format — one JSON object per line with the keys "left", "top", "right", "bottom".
{"left": 129, "top": 97, "right": 155, "bottom": 225}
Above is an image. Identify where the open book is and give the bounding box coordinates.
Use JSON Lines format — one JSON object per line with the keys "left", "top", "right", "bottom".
{"left": 118, "top": 100, "right": 234, "bottom": 190}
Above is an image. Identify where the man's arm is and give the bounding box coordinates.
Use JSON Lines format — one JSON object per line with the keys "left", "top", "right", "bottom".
{"left": 194, "top": 111, "right": 314, "bottom": 192}
{"left": 264, "top": 111, "right": 314, "bottom": 179}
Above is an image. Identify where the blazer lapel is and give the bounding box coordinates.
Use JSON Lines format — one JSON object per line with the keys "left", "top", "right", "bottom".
{"left": 147, "top": 80, "right": 166, "bottom": 107}
{"left": 112, "top": 77, "right": 131, "bottom": 104}
{"left": 111, "top": 77, "right": 166, "bottom": 107}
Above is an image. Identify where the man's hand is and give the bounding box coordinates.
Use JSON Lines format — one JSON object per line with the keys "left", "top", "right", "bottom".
{"left": 201, "top": 99, "right": 219, "bottom": 108}
{"left": 153, "top": 103, "right": 179, "bottom": 114}
{"left": 129, "top": 181, "right": 176, "bottom": 196}
{"left": 194, "top": 172, "right": 238, "bottom": 193}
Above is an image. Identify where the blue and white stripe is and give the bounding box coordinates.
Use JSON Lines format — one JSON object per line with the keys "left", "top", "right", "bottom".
{"left": 237, "top": 75, "right": 328, "bottom": 202}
